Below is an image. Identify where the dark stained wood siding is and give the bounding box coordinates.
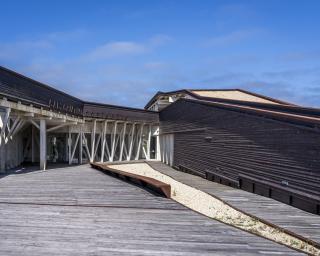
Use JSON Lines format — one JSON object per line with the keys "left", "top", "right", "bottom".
{"left": 0, "top": 66, "right": 83, "bottom": 115}
{"left": 160, "top": 99, "right": 320, "bottom": 214}
{"left": 0, "top": 66, "right": 159, "bottom": 123}
{"left": 83, "top": 102, "right": 159, "bottom": 122}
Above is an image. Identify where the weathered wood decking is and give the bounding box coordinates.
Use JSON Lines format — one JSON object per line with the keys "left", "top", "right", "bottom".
{"left": 148, "top": 161, "right": 320, "bottom": 245}
{"left": 0, "top": 165, "right": 303, "bottom": 255}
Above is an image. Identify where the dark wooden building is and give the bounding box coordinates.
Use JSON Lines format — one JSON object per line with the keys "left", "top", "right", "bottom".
{"left": 158, "top": 97, "right": 320, "bottom": 214}
{"left": 1, "top": 65, "right": 319, "bottom": 215}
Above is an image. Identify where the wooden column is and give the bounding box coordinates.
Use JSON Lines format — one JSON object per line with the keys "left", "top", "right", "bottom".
{"left": 90, "top": 120, "right": 96, "bottom": 162}
{"left": 31, "top": 125, "right": 35, "bottom": 163}
{"left": 79, "top": 128, "right": 83, "bottom": 164}
{"left": 68, "top": 129, "right": 72, "bottom": 165}
{"left": 39, "top": 119, "right": 47, "bottom": 170}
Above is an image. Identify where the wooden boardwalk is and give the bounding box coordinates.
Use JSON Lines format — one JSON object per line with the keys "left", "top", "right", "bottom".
{"left": 148, "top": 161, "right": 320, "bottom": 245}
{"left": 0, "top": 165, "right": 303, "bottom": 255}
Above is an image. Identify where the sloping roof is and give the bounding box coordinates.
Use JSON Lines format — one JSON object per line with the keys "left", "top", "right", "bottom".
{"left": 190, "top": 89, "right": 282, "bottom": 104}
{"left": 144, "top": 89, "right": 294, "bottom": 110}
{"left": 167, "top": 98, "right": 320, "bottom": 131}
{"left": 0, "top": 65, "right": 158, "bottom": 122}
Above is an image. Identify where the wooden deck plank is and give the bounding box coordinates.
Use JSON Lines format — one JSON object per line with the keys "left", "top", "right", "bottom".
{"left": 0, "top": 164, "right": 303, "bottom": 255}
{"left": 148, "top": 161, "right": 320, "bottom": 245}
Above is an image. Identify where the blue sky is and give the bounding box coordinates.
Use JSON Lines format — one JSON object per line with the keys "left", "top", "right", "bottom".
{"left": 1, "top": 0, "right": 319, "bottom": 108}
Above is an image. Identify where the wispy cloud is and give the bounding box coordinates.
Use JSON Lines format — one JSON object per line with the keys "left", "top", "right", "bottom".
{"left": 87, "top": 34, "right": 172, "bottom": 60}
{"left": 149, "top": 34, "right": 172, "bottom": 46}
{"left": 88, "top": 41, "right": 148, "bottom": 59}
{"left": 203, "top": 29, "right": 260, "bottom": 47}
{"left": 279, "top": 51, "right": 320, "bottom": 62}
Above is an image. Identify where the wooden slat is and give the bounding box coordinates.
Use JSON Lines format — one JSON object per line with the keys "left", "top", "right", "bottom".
{"left": 148, "top": 161, "right": 320, "bottom": 246}
{"left": 91, "top": 162, "right": 171, "bottom": 198}
{"left": 0, "top": 164, "right": 302, "bottom": 255}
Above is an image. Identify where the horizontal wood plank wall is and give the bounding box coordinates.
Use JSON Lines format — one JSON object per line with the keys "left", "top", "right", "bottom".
{"left": 159, "top": 100, "right": 320, "bottom": 214}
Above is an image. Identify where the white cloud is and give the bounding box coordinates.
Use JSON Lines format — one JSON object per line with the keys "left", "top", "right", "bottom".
{"left": 87, "top": 34, "right": 172, "bottom": 60}
{"left": 203, "top": 29, "right": 260, "bottom": 47}
{"left": 88, "top": 41, "right": 148, "bottom": 60}
{"left": 149, "top": 34, "right": 172, "bottom": 46}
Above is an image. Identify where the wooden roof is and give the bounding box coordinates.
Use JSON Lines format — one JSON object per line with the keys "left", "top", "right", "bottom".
{"left": 144, "top": 89, "right": 294, "bottom": 110}
{"left": 190, "top": 89, "right": 281, "bottom": 104}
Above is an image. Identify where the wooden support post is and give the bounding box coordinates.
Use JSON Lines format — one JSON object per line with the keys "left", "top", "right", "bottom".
{"left": 119, "top": 122, "right": 127, "bottom": 161}
{"left": 68, "top": 129, "right": 72, "bottom": 165}
{"left": 90, "top": 120, "right": 96, "bottom": 162}
{"left": 135, "top": 123, "right": 144, "bottom": 160}
{"left": 0, "top": 108, "right": 10, "bottom": 145}
{"left": 147, "top": 124, "right": 152, "bottom": 160}
{"left": 11, "top": 120, "right": 25, "bottom": 139}
{"left": 69, "top": 133, "right": 80, "bottom": 164}
{"left": 82, "top": 133, "right": 91, "bottom": 161}
{"left": 93, "top": 133, "right": 101, "bottom": 161}
{"left": 110, "top": 122, "right": 118, "bottom": 162}
{"left": 39, "top": 119, "right": 47, "bottom": 170}
{"left": 101, "top": 121, "right": 107, "bottom": 162}
{"left": 31, "top": 125, "right": 35, "bottom": 163}
{"left": 7, "top": 117, "right": 20, "bottom": 139}
{"left": 127, "top": 123, "right": 135, "bottom": 160}
{"left": 79, "top": 128, "right": 83, "bottom": 164}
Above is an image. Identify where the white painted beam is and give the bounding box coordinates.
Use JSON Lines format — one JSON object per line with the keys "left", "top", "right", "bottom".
{"left": 0, "top": 108, "right": 10, "bottom": 145}
{"left": 79, "top": 129, "right": 83, "bottom": 164}
{"left": 119, "top": 122, "right": 127, "bottom": 161}
{"left": 147, "top": 124, "right": 152, "bottom": 160}
{"left": 31, "top": 125, "right": 35, "bottom": 163}
{"left": 47, "top": 123, "right": 75, "bottom": 133}
{"left": 135, "top": 123, "right": 144, "bottom": 160}
{"left": 93, "top": 133, "right": 101, "bottom": 161}
{"left": 68, "top": 129, "right": 72, "bottom": 165}
{"left": 69, "top": 132, "right": 80, "bottom": 164}
{"left": 39, "top": 119, "right": 47, "bottom": 170}
{"left": 29, "top": 120, "right": 40, "bottom": 130}
{"left": 110, "top": 122, "right": 118, "bottom": 162}
{"left": 11, "top": 120, "right": 25, "bottom": 138}
{"left": 100, "top": 121, "right": 107, "bottom": 162}
{"left": 127, "top": 123, "right": 136, "bottom": 160}
{"left": 90, "top": 120, "right": 96, "bottom": 162}
{"left": 82, "top": 133, "right": 91, "bottom": 162}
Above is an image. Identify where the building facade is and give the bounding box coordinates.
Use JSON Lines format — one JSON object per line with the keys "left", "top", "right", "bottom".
{"left": 0, "top": 66, "right": 159, "bottom": 172}
{"left": 1, "top": 66, "right": 319, "bottom": 214}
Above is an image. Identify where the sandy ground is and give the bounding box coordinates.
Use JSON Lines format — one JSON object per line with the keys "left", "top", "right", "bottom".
{"left": 108, "top": 163, "right": 320, "bottom": 256}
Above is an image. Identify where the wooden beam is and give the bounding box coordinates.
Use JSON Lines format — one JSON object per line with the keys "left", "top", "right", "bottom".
{"left": 0, "top": 108, "right": 10, "bottom": 144}
{"left": 39, "top": 119, "right": 46, "bottom": 170}
{"left": 82, "top": 133, "right": 91, "bottom": 162}
{"left": 119, "top": 122, "right": 127, "bottom": 161}
{"left": 31, "top": 125, "right": 35, "bottom": 163}
{"left": 100, "top": 121, "right": 108, "bottom": 162}
{"left": 147, "top": 124, "right": 152, "bottom": 160}
{"left": 90, "top": 120, "right": 96, "bottom": 162}
{"left": 47, "top": 123, "right": 74, "bottom": 133}
{"left": 135, "top": 123, "right": 144, "bottom": 160}
{"left": 79, "top": 128, "right": 83, "bottom": 164}
{"left": 29, "top": 119, "right": 40, "bottom": 130}
{"left": 69, "top": 133, "right": 80, "bottom": 165}
{"left": 127, "top": 123, "right": 136, "bottom": 160}
{"left": 110, "top": 122, "right": 118, "bottom": 162}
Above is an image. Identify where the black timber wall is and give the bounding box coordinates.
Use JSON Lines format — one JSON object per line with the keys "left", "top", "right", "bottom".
{"left": 83, "top": 102, "right": 159, "bottom": 123}
{"left": 159, "top": 99, "right": 320, "bottom": 214}
{"left": 0, "top": 66, "right": 83, "bottom": 116}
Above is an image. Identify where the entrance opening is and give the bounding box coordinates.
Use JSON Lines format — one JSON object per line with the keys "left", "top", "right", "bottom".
{"left": 47, "top": 133, "right": 68, "bottom": 163}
